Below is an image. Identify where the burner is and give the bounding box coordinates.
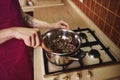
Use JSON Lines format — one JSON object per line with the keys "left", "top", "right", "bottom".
{"left": 79, "top": 33, "right": 88, "bottom": 43}
{"left": 88, "top": 49, "right": 103, "bottom": 64}
{"left": 79, "top": 33, "right": 87, "bottom": 39}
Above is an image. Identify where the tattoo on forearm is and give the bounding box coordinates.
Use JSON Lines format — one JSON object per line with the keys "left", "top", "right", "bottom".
{"left": 24, "top": 15, "right": 34, "bottom": 26}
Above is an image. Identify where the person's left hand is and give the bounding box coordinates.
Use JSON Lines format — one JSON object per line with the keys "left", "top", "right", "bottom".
{"left": 50, "top": 20, "right": 69, "bottom": 30}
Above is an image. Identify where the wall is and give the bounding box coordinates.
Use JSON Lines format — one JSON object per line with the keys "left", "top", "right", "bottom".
{"left": 72, "top": 0, "right": 120, "bottom": 49}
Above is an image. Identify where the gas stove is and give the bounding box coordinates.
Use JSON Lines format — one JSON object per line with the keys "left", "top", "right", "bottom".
{"left": 43, "top": 27, "right": 117, "bottom": 75}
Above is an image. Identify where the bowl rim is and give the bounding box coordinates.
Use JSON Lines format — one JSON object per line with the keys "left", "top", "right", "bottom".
{"left": 42, "top": 29, "right": 82, "bottom": 56}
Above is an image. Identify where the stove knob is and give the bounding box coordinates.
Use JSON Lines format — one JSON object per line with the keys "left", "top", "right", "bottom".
{"left": 87, "top": 70, "right": 93, "bottom": 78}
{"left": 77, "top": 71, "right": 82, "bottom": 79}
{"left": 53, "top": 76, "right": 58, "bottom": 80}
{"left": 63, "top": 75, "right": 70, "bottom": 80}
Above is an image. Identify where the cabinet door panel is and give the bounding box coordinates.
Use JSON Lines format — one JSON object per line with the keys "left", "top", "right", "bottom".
{"left": 91, "top": 64, "right": 120, "bottom": 80}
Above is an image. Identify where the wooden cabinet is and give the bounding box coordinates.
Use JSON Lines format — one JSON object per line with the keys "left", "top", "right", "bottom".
{"left": 90, "top": 64, "right": 120, "bottom": 80}
{"left": 19, "top": 0, "right": 64, "bottom": 12}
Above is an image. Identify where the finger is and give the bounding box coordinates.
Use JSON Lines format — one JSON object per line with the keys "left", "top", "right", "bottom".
{"left": 34, "top": 32, "right": 40, "bottom": 48}
{"left": 37, "top": 31, "right": 43, "bottom": 46}
{"left": 19, "top": 33, "right": 31, "bottom": 47}
{"left": 59, "top": 21, "right": 69, "bottom": 29}
{"left": 30, "top": 29, "right": 39, "bottom": 47}
{"left": 31, "top": 33, "right": 36, "bottom": 47}
{"left": 24, "top": 36, "right": 31, "bottom": 47}
{"left": 60, "top": 20, "right": 69, "bottom": 27}
{"left": 62, "top": 25, "right": 69, "bottom": 29}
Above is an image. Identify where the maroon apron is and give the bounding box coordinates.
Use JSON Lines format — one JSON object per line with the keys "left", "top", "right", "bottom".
{"left": 0, "top": 0, "right": 33, "bottom": 80}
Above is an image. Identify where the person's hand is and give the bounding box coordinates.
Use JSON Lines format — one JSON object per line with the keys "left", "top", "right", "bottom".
{"left": 11, "top": 27, "right": 41, "bottom": 48}
{"left": 50, "top": 20, "right": 69, "bottom": 30}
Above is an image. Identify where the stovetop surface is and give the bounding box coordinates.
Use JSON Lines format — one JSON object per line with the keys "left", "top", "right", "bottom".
{"left": 43, "top": 28, "right": 117, "bottom": 75}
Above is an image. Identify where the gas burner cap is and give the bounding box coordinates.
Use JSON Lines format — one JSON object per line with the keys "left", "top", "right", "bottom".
{"left": 88, "top": 49, "right": 100, "bottom": 58}
{"left": 79, "top": 33, "right": 87, "bottom": 40}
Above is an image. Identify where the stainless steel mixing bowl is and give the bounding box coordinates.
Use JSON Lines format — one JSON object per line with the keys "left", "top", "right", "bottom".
{"left": 42, "top": 29, "right": 82, "bottom": 66}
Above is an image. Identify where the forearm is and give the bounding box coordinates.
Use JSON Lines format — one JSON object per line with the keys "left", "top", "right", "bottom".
{"left": 23, "top": 13, "right": 51, "bottom": 28}
{"left": 22, "top": 11, "right": 69, "bottom": 29}
{"left": 0, "top": 28, "right": 14, "bottom": 44}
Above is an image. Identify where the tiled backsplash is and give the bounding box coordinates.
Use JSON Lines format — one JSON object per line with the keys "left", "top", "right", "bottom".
{"left": 72, "top": 0, "right": 120, "bottom": 49}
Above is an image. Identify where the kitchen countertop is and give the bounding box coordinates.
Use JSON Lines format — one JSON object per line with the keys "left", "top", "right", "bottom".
{"left": 33, "top": 0, "right": 90, "bottom": 33}
{"left": 33, "top": 0, "right": 120, "bottom": 80}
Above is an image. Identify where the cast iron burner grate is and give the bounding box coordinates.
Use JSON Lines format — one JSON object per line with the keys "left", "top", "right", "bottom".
{"left": 43, "top": 27, "right": 117, "bottom": 75}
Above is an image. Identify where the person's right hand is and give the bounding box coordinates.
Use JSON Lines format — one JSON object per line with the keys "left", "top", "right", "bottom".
{"left": 11, "top": 27, "right": 41, "bottom": 48}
